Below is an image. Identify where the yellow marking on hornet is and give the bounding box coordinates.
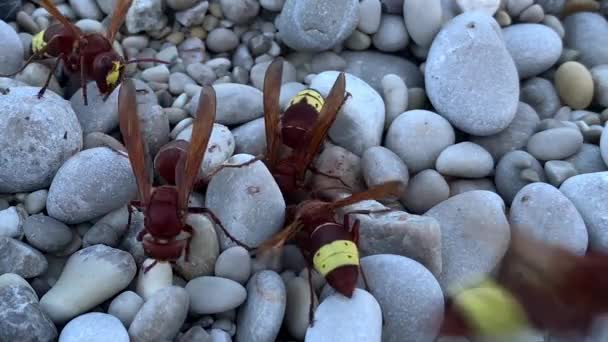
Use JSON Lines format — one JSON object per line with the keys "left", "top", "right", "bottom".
{"left": 32, "top": 30, "right": 47, "bottom": 54}
{"left": 313, "top": 240, "right": 359, "bottom": 277}
{"left": 288, "top": 89, "right": 325, "bottom": 111}
{"left": 452, "top": 278, "right": 530, "bottom": 335}
{"left": 106, "top": 61, "right": 123, "bottom": 88}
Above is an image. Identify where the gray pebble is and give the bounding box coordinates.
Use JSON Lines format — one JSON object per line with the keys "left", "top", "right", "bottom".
{"left": 187, "top": 84, "right": 263, "bottom": 125}
{"left": 175, "top": 1, "right": 209, "bottom": 27}
{"left": 436, "top": 142, "right": 494, "bottom": 178}
{"left": 566, "top": 143, "right": 608, "bottom": 174}
{"left": 0, "top": 206, "right": 25, "bottom": 238}
{"left": 495, "top": 150, "right": 546, "bottom": 205}
{"left": 503, "top": 23, "right": 562, "bottom": 79}
{"left": 591, "top": 65, "right": 608, "bottom": 107}
{"left": 0, "top": 285, "right": 57, "bottom": 342}
{"left": 0, "top": 20, "right": 24, "bottom": 75}
{"left": 23, "top": 214, "right": 72, "bottom": 253}
{"left": 401, "top": 169, "right": 450, "bottom": 214}
{"left": 470, "top": 102, "right": 541, "bottom": 161}
{"left": 518, "top": 4, "right": 544, "bottom": 23}
{"left": 385, "top": 110, "right": 455, "bottom": 173}
{"left": 520, "top": 77, "right": 561, "bottom": 119}
{"left": 506, "top": 0, "right": 533, "bottom": 17}
{"left": 186, "top": 276, "right": 247, "bottom": 315}
{"left": 449, "top": 178, "right": 496, "bottom": 197}
{"left": 542, "top": 14, "right": 565, "bottom": 38}
{"left": 526, "top": 127, "right": 583, "bottom": 160}
{"left": 534, "top": 0, "right": 565, "bottom": 14}
{"left": 233, "top": 45, "right": 254, "bottom": 70}
{"left": 211, "top": 329, "right": 232, "bottom": 342}
{"left": 260, "top": 0, "right": 284, "bottom": 11}
{"left": 71, "top": 81, "right": 120, "bottom": 134}
{"left": 361, "top": 146, "right": 409, "bottom": 190}
{"left": 231, "top": 117, "right": 266, "bottom": 156}
{"left": 0, "top": 237, "right": 47, "bottom": 278}
{"left": 14, "top": 62, "right": 63, "bottom": 97}
{"left": 248, "top": 34, "right": 272, "bottom": 57}
{"left": 125, "top": 0, "right": 165, "bottom": 33}
{"left": 563, "top": 13, "right": 608, "bottom": 68}
{"left": 179, "top": 38, "right": 206, "bottom": 65}
{"left": 403, "top": 0, "right": 443, "bottom": 47}
{"left": 372, "top": 14, "right": 409, "bottom": 52}
{"left": 107, "top": 291, "right": 144, "bottom": 328}
{"left": 75, "top": 19, "right": 104, "bottom": 33}
{"left": 310, "top": 143, "right": 366, "bottom": 199}
{"left": 167, "top": 0, "right": 200, "bottom": 11}
{"left": 277, "top": 0, "right": 359, "bottom": 51}
{"left": 207, "top": 28, "right": 239, "bottom": 53}
{"left": 169, "top": 72, "right": 197, "bottom": 95}
{"left": 176, "top": 123, "right": 235, "bottom": 180}
{"left": 250, "top": 60, "right": 296, "bottom": 90}
{"left": 236, "top": 271, "right": 286, "bottom": 342}
{"left": 178, "top": 326, "right": 212, "bottom": 342}
{"left": 425, "top": 190, "right": 510, "bottom": 290}
{"left": 142, "top": 65, "right": 170, "bottom": 83}
{"left": 59, "top": 312, "right": 129, "bottom": 342}
{"left": 206, "top": 154, "right": 285, "bottom": 249}
{"left": 46, "top": 147, "right": 138, "bottom": 224}
{"left": 174, "top": 214, "right": 220, "bottom": 280}
{"left": 0, "top": 87, "right": 82, "bottom": 193}
{"left": 544, "top": 160, "right": 578, "bottom": 187}
{"left": 381, "top": 74, "right": 408, "bottom": 129}
{"left": 187, "top": 63, "right": 217, "bottom": 86}
{"left": 69, "top": 0, "right": 102, "bottom": 19}
{"left": 24, "top": 189, "right": 47, "bottom": 214}
{"left": 358, "top": 0, "right": 382, "bottom": 34}
{"left": 215, "top": 246, "right": 251, "bottom": 284}
{"left": 220, "top": 0, "right": 259, "bottom": 24}
{"left": 128, "top": 286, "right": 190, "bottom": 341}
{"left": 425, "top": 11, "right": 519, "bottom": 136}
{"left": 122, "top": 35, "right": 149, "bottom": 50}
{"left": 344, "top": 30, "right": 372, "bottom": 51}
{"left": 341, "top": 51, "right": 423, "bottom": 91}
{"left": 510, "top": 182, "right": 588, "bottom": 255}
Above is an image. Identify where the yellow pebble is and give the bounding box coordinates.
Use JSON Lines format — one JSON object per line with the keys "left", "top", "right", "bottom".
{"left": 554, "top": 61, "right": 594, "bottom": 109}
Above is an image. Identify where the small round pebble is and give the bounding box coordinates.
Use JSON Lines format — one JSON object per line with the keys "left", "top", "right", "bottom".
{"left": 0, "top": 237, "right": 47, "bottom": 278}
{"left": 220, "top": 0, "right": 259, "bottom": 24}
{"left": 494, "top": 150, "right": 546, "bottom": 205}
{"left": 520, "top": 77, "right": 561, "bottom": 119}
{"left": 372, "top": 14, "right": 409, "bottom": 52}
{"left": 554, "top": 61, "right": 594, "bottom": 109}
{"left": 381, "top": 74, "right": 408, "bottom": 129}
{"left": 502, "top": 23, "right": 562, "bottom": 79}
{"left": 361, "top": 146, "right": 409, "bottom": 190}
{"left": 207, "top": 28, "right": 239, "bottom": 53}
{"left": 563, "top": 12, "right": 608, "bottom": 68}
{"left": 185, "top": 276, "right": 247, "bottom": 315}
{"left": 401, "top": 169, "right": 450, "bottom": 214}
{"left": 402, "top": 0, "right": 442, "bottom": 47}
{"left": 23, "top": 189, "right": 47, "bottom": 214}
{"left": 59, "top": 312, "right": 129, "bottom": 342}
{"left": 358, "top": 0, "right": 382, "bottom": 34}
{"left": 0, "top": 206, "right": 25, "bottom": 238}
{"left": 214, "top": 246, "right": 252, "bottom": 284}
{"left": 107, "top": 291, "right": 144, "bottom": 328}
{"left": 0, "top": 20, "right": 24, "bottom": 75}
{"left": 526, "top": 127, "right": 583, "bottom": 161}
{"left": 436, "top": 142, "right": 494, "bottom": 178}
{"left": 23, "top": 214, "right": 73, "bottom": 253}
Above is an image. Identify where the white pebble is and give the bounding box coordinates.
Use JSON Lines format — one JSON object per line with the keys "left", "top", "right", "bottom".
{"left": 136, "top": 259, "right": 173, "bottom": 301}
{"left": 381, "top": 74, "right": 408, "bottom": 129}
{"left": 358, "top": 0, "right": 382, "bottom": 34}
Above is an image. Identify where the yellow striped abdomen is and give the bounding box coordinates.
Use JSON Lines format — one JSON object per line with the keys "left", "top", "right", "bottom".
{"left": 288, "top": 89, "right": 324, "bottom": 112}
{"left": 313, "top": 240, "right": 359, "bottom": 277}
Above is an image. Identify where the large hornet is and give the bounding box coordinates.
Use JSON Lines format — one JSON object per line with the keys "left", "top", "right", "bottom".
{"left": 256, "top": 181, "right": 402, "bottom": 325}
{"left": 440, "top": 228, "right": 608, "bottom": 339}
{"left": 2, "top": 0, "right": 167, "bottom": 105}
{"left": 118, "top": 78, "right": 248, "bottom": 273}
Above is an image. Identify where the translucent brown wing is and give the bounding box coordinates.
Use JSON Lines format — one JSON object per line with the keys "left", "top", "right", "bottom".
{"left": 561, "top": 0, "right": 600, "bottom": 18}
{"left": 297, "top": 72, "right": 346, "bottom": 179}
{"left": 118, "top": 78, "right": 152, "bottom": 204}
{"left": 39, "top": 0, "right": 80, "bottom": 36}
{"left": 256, "top": 222, "right": 301, "bottom": 255}
{"left": 330, "top": 180, "right": 403, "bottom": 210}
{"left": 177, "top": 86, "right": 216, "bottom": 211}
{"left": 263, "top": 59, "right": 283, "bottom": 169}
{"left": 106, "top": 0, "right": 133, "bottom": 43}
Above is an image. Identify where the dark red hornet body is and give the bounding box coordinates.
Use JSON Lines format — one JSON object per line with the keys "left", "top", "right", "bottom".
{"left": 118, "top": 78, "right": 249, "bottom": 273}
{"left": 440, "top": 229, "right": 608, "bottom": 338}
{"left": 257, "top": 181, "right": 402, "bottom": 324}
{"left": 2, "top": 0, "right": 167, "bottom": 105}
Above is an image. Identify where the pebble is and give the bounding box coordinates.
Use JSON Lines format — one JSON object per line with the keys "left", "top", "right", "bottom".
{"left": 46, "top": 147, "right": 138, "bottom": 224}
{"left": 187, "top": 84, "right": 263, "bottom": 125}
{"left": 456, "top": 0, "right": 500, "bottom": 15}
{"left": 357, "top": 0, "right": 382, "bottom": 34}
{"left": 341, "top": 51, "right": 423, "bottom": 91}
{"left": 470, "top": 102, "right": 540, "bottom": 161}
{"left": 128, "top": 286, "right": 190, "bottom": 341}
{"left": 361, "top": 146, "right": 409, "bottom": 190}
{"left": 543, "top": 14, "right": 565, "bottom": 38}
{"left": 310, "top": 143, "right": 366, "bottom": 198}
{"left": 250, "top": 60, "right": 296, "bottom": 90}
{"left": 518, "top": 3, "right": 544, "bottom": 22}
{"left": 425, "top": 11, "right": 519, "bottom": 136}
{"left": 344, "top": 30, "right": 372, "bottom": 51}
{"left": 311, "top": 52, "right": 347, "bottom": 74}
{"left": 70, "top": 81, "right": 122, "bottom": 134}
{"left": 175, "top": 1, "right": 209, "bottom": 27}
{"left": 305, "top": 289, "right": 381, "bottom": 342}
{"left": 563, "top": 12, "right": 608, "bottom": 68}
{"left": 506, "top": 0, "right": 533, "bottom": 16}
{"left": 23, "top": 214, "right": 73, "bottom": 253}
{"left": 59, "top": 312, "right": 129, "bottom": 342}
{"left": 520, "top": 77, "right": 561, "bottom": 119}
{"left": 526, "top": 127, "right": 584, "bottom": 161}
{"left": 435, "top": 142, "right": 494, "bottom": 178}
{"left": 142, "top": 64, "right": 170, "bottom": 83}
{"left": 186, "top": 276, "right": 247, "bottom": 315}
{"left": 356, "top": 255, "right": 444, "bottom": 342}
{"left": 214, "top": 246, "right": 252, "bottom": 284}
{"left": 372, "top": 14, "right": 409, "bottom": 52}
{"left": 248, "top": 34, "right": 272, "bottom": 57}
{"left": 179, "top": 326, "right": 213, "bottom": 342}
{"left": 544, "top": 160, "right": 578, "bottom": 187}
{"left": 187, "top": 63, "right": 217, "bottom": 86}
{"left": 231, "top": 117, "right": 266, "bottom": 156}
{"left": 23, "top": 189, "right": 47, "bottom": 214}
{"left": 236, "top": 271, "right": 286, "bottom": 342}
{"left": 206, "top": 154, "right": 285, "bottom": 249}
{"left": 39, "top": 245, "right": 136, "bottom": 324}
{"left": 0, "top": 0, "right": 20, "bottom": 21}
{"left": 0, "top": 285, "right": 57, "bottom": 341}
{"left": 174, "top": 214, "right": 220, "bottom": 280}
{"left": 591, "top": 65, "right": 608, "bottom": 107}
{"left": 0, "top": 206, "right": 25, "bottom": 238}
{"left": 107, "top": 291, "right": 144, "bottom": 328}
{"left": 277, "top": 0, "right": 359, "bottom": 51}
{"left": 401, "top": 169, "right": 450, "bottom": 214}
{"left": 385, "top": 110, "right": 455, "bottom": 173}
{"left": 534, "top": 0, "right": 565, "bottom": 14}
{"left": 449, "top": 178, "right": 496, "bottom": 197}
{"left": 554, "top": 61, "right": 594, "bottom": 109}
{"left": 381, "top": 74, "right": 408, "bottom": 129}
{"left": 403, "top": 0, "right": 442, "bottom": 47}
{"left": 125, "top": 0, "right": 165, "bottom": 33}
{"left": 178, "top": 37, "right": 206, "bottom": 65}
{"left": 502, "top": 24, "right": 562, "bottom": 79}
{"left": 309, "top": 71, "right": 385, "bottom": 156}
{"left": 220, "top": 0, "right": 259, "bottom": 24}
{"left": 494, "top": 150, "right": 546, "bottom": 205}
{"left": 69, "top": 0, "right": 102, "bottom": 20}
{"left": 169, "top": 72, "right": 197, "bottom": 95}
{"left": 0, "top": 20, "right": 23, "bottom": 75}
{"left": 284, "top": 276, "right": 316, "bottom": 340}
{"left": 136, "top": 259, "right": 172, "bottom": 301}
{"left": 211, "top": 329, "right": 232, "bottom": 341}
{"left": 0, "top": 87, "right": 82, "bottom": 193}
{"left": 511, "top": 182, "right": 588, "bottom": 255}
{"left": 167, "top": 0, "right": 200, "bottom": 11}
{"left": 0, "top": 237, "right": 47, "bottom": 278}
{"left": 425, "top": 190, "right": 510, "bottom": 291}
{"left": 207, "top": 28, "right": 239, "bottom": 53}
{"left": 260, "top": 0, "right": 284, "bottom": 11}
{"left": 566, "top": 143, "right": 607, "bottom": 174}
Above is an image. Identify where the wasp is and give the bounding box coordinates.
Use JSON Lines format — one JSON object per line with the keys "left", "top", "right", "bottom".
{"left": 440, "top": 229, "right": 608, "bottom": 338}
{"left": 2, "top": 0, "right": 166, "bottom": 105}
{"left": 256, "top": 181, "right": 402, "bottom": 325}
{"left": 118, "top": 78, "right": 249, "bottom": 273}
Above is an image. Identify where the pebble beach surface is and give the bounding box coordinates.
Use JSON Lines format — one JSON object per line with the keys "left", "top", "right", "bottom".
{"left": 0, "top": 0, "right": 607, "bottom": 341}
